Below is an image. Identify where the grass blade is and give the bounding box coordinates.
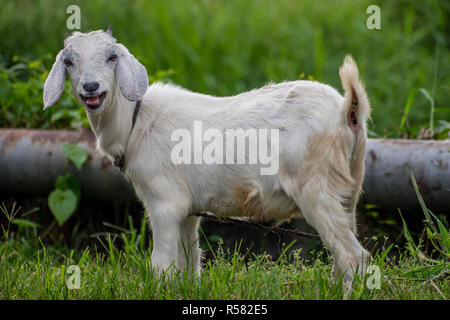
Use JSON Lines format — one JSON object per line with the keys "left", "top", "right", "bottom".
{"left": 428, "top": 210, "right": 450, "bottom": 256}
{"left": 400, "top": 88, "right": 418, "bottom": 129}
{"left": 398, "top": 209, "right": 418, "bottom": 259}
{"left": 276, "top": 240, "right": 296, "bottom": 264}
{"left": 408, "top": 166, "right": 437, "bottom": 234}
{"left": 418, "top": 88, "right": 435, "bottom": 131}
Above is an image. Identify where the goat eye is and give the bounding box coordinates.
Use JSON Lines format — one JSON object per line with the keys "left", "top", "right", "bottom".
{"left": 63, "top": 59, "right": 72, "bottom": 67}
{"left": 108, "top": 54, "right": 117, "bottom": 62}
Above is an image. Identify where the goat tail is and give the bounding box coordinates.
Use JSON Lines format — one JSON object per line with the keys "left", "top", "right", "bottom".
{"left": 339, "top": 55, "right": 371, "bottom": 136}
{"left": 338, "top": 55, "right": 371, "bottom": 226}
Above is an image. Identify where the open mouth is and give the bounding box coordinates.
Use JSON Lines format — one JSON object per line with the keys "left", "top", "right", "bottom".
{"left": 80, "top": 92, "right": 106, "bottom": 110}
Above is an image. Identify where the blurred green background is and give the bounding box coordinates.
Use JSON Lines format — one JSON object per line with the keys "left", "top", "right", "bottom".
{"left": 0, "top": 0, "right": 448, "bottom": 136}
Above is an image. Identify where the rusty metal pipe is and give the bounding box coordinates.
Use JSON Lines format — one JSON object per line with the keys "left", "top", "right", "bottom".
{"left": 0, "top": 129, "right": 449, "bottom": 213}
{"left": 363, "top": 139, "right": 449, "bottom": 214}
{"left": 0, "top": 129, "right": 135, "bottom": 202}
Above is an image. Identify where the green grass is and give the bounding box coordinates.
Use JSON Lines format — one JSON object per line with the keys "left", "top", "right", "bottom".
{"left": 0, "top": 0, "right": 448, "bottom": 135}
{"left": 1, "top": 170, "right": 449, "bottom": 300}
{"left": 1, "top": 233, "right": 448, "bottom": 300}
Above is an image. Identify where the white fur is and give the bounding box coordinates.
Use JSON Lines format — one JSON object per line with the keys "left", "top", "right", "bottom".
{"left": 44, "top": 30, "right": 371, "bottom": 288}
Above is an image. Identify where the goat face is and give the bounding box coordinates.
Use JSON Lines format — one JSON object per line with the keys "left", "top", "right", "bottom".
{"left": 43, "top": 28, "right": 148, "bottom": 113}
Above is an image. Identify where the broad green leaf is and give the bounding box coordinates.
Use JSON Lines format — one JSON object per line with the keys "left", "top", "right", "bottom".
{"left": 48, "top": 189, "right": 78, "bottom": 226}
{"left": 54, "top": 174, "right": 82, "bottom": 200}
{"left": 62, "top": 143, "right": 88, "bottom": 170}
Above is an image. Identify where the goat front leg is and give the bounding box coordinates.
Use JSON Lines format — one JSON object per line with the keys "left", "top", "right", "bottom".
{"left": 178, "top": 215, "right": 201, "bottom": 278}
{"left": 135, "top": 175, "right": 193, "bottom": 278}
{"left": 147, "top": 200, "right": 182, "bottom": 277}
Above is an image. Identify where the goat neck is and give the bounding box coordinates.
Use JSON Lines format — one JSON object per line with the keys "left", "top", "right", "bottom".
{"left": 87, "top": 86, "right": 136, "bottom": 161}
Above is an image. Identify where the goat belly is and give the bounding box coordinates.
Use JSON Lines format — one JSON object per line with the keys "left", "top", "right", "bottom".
{"left": 206, "top": 190, "right": 300, "bottom": 222}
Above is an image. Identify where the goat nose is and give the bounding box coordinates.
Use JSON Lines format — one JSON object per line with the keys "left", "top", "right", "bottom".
{"left": 83, "top": 82, "right": 99, "bottom": 92}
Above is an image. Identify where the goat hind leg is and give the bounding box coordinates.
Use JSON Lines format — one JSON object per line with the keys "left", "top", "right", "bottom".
{"left": 293, "top": 184, "right": 370, "bottom": 288}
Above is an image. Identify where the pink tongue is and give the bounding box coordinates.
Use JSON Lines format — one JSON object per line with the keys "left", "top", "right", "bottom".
{"left": 86, "top": 96, "right": 100, "bottom": 105}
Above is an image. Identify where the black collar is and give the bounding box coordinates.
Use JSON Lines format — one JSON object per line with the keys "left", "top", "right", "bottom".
{"left": 114, "top": 100, "right": 141, "bottom": 172}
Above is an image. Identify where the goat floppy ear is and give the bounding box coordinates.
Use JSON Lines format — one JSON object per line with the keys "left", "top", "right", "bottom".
{"left": 115, "top": 44, "right": 149, "bottom": 101}
{"left": 43, "top": 50, "right": 66, "bottom": 110}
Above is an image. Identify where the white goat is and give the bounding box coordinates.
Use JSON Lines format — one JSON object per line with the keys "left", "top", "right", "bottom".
{"left": 44, "top": 28, "right": 371, "bottom": 287}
